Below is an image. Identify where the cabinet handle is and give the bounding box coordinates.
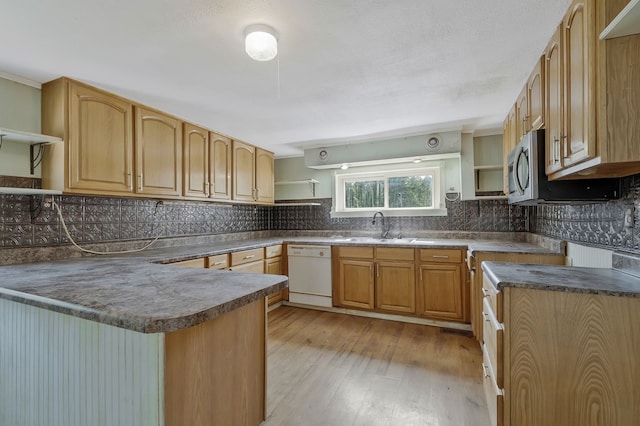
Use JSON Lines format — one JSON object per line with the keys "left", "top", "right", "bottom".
{"left": 482, "top": 312, "right": 490, "bottom": 322}
{"left": 138, "top": 173, "right": 143, "bottom": 192}
{"left": 481, "top": 288, "right": 490, "bottom": 297}
{"left": 127, "top": 172, "right": 133, "bottom": 190}
{"left": 208, "top": 181, "right": 213, "bottom": 196}
{"left": 376, "top": 263, "right": 379, "bottom": 277}
{"left": 244, "top": 255, "right": 256, "bottom": 259}
{"left": 213, "top": 261, "right": 226, "bottom": 266}
{"left": 432, "top": 255, "right": 449, "bottom": 259}
{"left": 205, "top": 181, "right": 210, "bottom": 196}
{"left": 482, "top": 363, "right": 491, "bottom": 379}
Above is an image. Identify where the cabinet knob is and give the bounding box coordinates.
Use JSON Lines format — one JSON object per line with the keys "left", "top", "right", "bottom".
{"left": 481, "top": 363, "right": 491, "bottom": 379}
{"left": 481, "top": 288, "right": 490, "bottom": 297}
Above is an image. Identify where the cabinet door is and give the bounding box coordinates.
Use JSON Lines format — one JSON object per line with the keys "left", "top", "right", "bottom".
{"left": 528, "top": 56, "right": 545, "bottom": 131}
{"left": 210, "top": 133, "right": 232, "bottom": 200}
{"left": 338, "top": 259, "right": 374, "bottom": 310}
{"left": 418, "top": 263, "right": 463, "bottom": 321}
{"left": 68, "top": 83, "right": 134, "bottom": 193}
{"left": 265, "top": 257, "right": 283, "bottom": 305}
{"left": 375, "top": 261, "right": 416, "bottom": 314}
{"left": 545, "top": 25, "right": 564, "bottom": 176}
{"left": 135, "top": 107, "right": 182, "bottom": 197}
{"left": 229, "top": 260, "right": 264, "bottom": 273}
{"left": 232, "top": 140, "right": 256, "bottom": 202}
{"left": 255, "top": 148, "right": 274, "bottom": 204}
{"left": 563, "top": 0, "right": 596, "bottom": 167}
{"left": 515, "top": 86, "right": 529, "bottom": 139}
{"left": 502, "top": 116, "right": 510, "bottom": 195}
{"left": 183, "top": 123, "right": 209, "bottom": 198}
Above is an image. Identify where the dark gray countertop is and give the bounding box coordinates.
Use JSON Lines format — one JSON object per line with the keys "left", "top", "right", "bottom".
{"left": 0, "top": 235, "right": 562, "bottom": 334}
{"left": 481, "top": 261, "right": 640, "bottom": 297}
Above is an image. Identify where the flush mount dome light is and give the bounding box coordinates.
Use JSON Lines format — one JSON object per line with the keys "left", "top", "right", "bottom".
{"left": 245, "top": 24, "right": 278, "bottom": 61}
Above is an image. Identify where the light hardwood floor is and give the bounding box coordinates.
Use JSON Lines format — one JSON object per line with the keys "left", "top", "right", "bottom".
{"left": 264, "top": 306, "right": 490, "bottom": 426}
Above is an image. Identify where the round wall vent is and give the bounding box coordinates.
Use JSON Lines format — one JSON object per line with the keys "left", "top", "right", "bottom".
{"left": 425, "top": 136, "right": 440, "bottom": 151}
{"left": 318, "top": 149, "right": 328, "bottom": 161}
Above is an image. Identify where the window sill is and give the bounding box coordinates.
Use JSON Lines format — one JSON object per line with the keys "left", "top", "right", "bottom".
{"left": 330, "top": 208, "right": 447, "bottom": 218}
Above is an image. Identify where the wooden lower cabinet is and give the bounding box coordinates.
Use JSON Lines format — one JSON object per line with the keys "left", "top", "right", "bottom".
{"left": 264, "top": 245, "right": 285, "bottom": 306}
{"left": 165, "top": 299, "right": 266, "bottom": 426}
{"left": 335, "top": 247, "right": 417, "bottom": 315}
{"left": 338, "top": 258, "right": 375, "bottom": 309}
{"left": 171, "top": 257, "right": 206, "bottom": 268}
{"left": 417, "top": 263, "right": 463, "bottom": 320}
{"left": 468, "top": 251, "right": 565, "bottom": 343}
{"left": 483, "top": 274, "right": 640, "bottom": 426}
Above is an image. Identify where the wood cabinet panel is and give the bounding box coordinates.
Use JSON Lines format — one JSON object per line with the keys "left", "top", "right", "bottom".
{"left": 338, "top": 246, "right": 374, "bottom": 259}
{"left": 232, "top": 140, "right": 256, "bottom": 202}
{"left": 527, "top": 55, "right": 545, "bottom": 130}
{"left": 375, "top": 247, "right": 414, "bottom": 261}
{"left": 231, "top": 248, "right": 264, "bottom": 266}
{"left": 505, "top": 287, "right": 640, "bottom": 426}
{"left": 255, "top": 148, "right": 274, "bottom": 203}
{"left": 338, "top": 259, "right": 375, "bottom": 309}
{"left": 419, "top": 248, "right": 462, "bottom": 263}
{"left": 164, "top": 299, "right": 266, "bottom": 426}
{"left": 545, "top": 25, "right": 564, "bottom": 175}
{"left": 172, "top": 258, "right": 205, "bottom": 268}
{"left": 42, "top": 79, "right": 135, "bottom": 194}
{"left": 482, "top": 344, "right": 504, "bottom": 426}
{"left": 210, "top": 133, "right": 232, "bottom": 200}
{"left": 417, "top": 263, "right": 463, "bottom": 320}
{"left": 265, "top": 256, "right": 284, "bottom": 305}
{"left": 183, "top": 123, "right": 209, "bottom": 198}
{"left": 563, "top": 0, "right": 596, "bottom": 168}
{"left": 206, "top": 254, "right": 229, "bottom": 270}
{"left": 265, "top": 244, "right": 283, "bottom": 258}
{"left": 515, "top": 86, "right": 529, "bottom": 140}
{"left": 134, "top": 106, "right": 182, "bottom": 197}
{"left": 375, "top": 261, "right": 416, "bottom": 313}
{"left": 229, "top": 260, "right": 264, "bottom": 273}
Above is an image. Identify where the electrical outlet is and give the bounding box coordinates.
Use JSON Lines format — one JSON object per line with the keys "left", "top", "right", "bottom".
{"left": 624, "top": 208, "right": 635, "bottom": 228}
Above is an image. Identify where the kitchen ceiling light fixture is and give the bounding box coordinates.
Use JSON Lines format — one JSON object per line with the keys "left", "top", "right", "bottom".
{"left": 244, "top": 24, "right": 278, "bottom": 61}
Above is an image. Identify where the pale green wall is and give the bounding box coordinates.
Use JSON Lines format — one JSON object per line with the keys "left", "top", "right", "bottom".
{"left": 0, "top": 77, "right": 42, "bottom": 177}
{"left": 275, "top": 155, "right": 462, "bottom": 201}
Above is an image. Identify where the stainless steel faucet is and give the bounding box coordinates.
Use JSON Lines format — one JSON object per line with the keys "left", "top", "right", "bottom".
{"left": 372, "top": 211, "right": 390, "bottom": 239}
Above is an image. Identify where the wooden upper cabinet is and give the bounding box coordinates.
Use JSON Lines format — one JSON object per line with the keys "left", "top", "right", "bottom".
{"left": 255, "top": 148, "right": 274, "bottom": 204}
{"left": 515, "top": 86, "right": 529, "bottom": 139}
{"left": 183, "top": 123, "right": 209, "bottom": 199}
{"left": 545, "top": 25, "right": 564, "bottom": 176}
{"left": 42, "top": 78, "right": 134, "bottom": 195}
{"left": 232, "top": 140, "right": 256, "bottom": 202}
{"left": 209, "top": 133, "right": 232, "bottom": 200}
{"left": 562, "top": 0, "right": 596, "bottom": 169}
{"left": 231, "top": 141, "right": 275, "bottom": 204}
{"left": 527, "top": 55, "right": 545, "bottom": 131}
{"left": 134, "top": 107, "right": 182, "bottom": 197}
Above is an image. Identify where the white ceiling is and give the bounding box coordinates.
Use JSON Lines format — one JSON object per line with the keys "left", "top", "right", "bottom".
{"left": 0, "top": 0, "right": 572, "bottom": 157}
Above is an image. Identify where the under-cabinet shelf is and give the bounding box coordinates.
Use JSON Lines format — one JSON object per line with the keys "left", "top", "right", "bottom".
{"left": 274, "top": 202, "right": 321, "bottom": 206}
{"left": 473, "top": 165, "right": 503, "bottom": 171}
{"left": 274, "top": 179, "right": 319, "bottom": 197}
{"left": 0, "top": 127, "right": 62, "bottom": 145}
{"left": 600, "top": 0, "right": 640, "bottom": 39}
{"left": 0, "top": 187, "right": 62, "bottom": 195}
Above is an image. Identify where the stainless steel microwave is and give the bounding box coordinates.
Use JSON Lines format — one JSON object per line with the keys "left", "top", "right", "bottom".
{"left": 507, "top": 129, "right": 620, "bottom": 205}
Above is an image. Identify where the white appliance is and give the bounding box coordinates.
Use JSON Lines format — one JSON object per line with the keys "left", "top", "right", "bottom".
{"left": 287, "top": 245, "right": 332, "bottom": 307}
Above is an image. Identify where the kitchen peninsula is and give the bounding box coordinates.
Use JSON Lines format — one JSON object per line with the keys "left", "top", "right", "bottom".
{"left": 0, "top": 243, "right": 288, "bottom": 426}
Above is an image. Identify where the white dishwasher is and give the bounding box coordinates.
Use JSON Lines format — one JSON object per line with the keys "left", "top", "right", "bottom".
{"left": 287, "top": 245, "right": 333, "bottom": 307}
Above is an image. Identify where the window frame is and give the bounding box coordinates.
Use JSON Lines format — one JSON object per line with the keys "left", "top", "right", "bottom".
{"left": 333, "top": 166, "right": 443, "bottom": 216}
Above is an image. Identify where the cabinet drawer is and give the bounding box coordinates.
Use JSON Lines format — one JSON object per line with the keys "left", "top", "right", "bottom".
{"left": 420, "top": 249, "right": 462, "bottom": 263}
{"left": 207, "top": 254, "right": 229, "bottom": 270}
{"left": 265, "top": 244, "right": 282, "bottom": 258}
{"left": 337, "top": 246, "right": 374, "bottom": 259}
{"left": 482, "top": 344, "right": 504, "bottom": 426}
{"left": 482, "top": 297, "right": 504, "bottom": 388}
{"left": 482, "top": 274, "right": 503, "bottom": 322}
{"left": 229, "top": 260, "right": 264, "bottom": 273}
{"left": 375, "top": 247, "right": 415, "bottom": 261}
{"left": 172, "top": 258, "right": 205, "bottom": 268}
{"left": 231, "top": 248, "right": 265, "bottom": 266}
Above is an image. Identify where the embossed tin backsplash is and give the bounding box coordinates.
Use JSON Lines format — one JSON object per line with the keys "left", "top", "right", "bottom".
{"left": 2, "top": 173, "right": 640, "bottom": 255}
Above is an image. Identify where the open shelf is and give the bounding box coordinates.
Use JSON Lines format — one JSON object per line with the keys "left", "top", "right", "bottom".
{"left": 600, "top": 0, "right": 640, "bottom": 39}
{"left": 0, "top": 187, "right": 62, "bottom": 195}
{"left": 275, "top": 179, "right": 319, "bottom": 197}
{"left": 274, "top": 202, "right": 322, "bottom": 206}
{"left": 0, "top": 127, "right": 62, "bottom": 145}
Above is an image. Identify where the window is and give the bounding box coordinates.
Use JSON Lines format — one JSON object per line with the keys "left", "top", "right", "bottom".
{"left": 334, "top": 167, "right": 442, "bottom": 215}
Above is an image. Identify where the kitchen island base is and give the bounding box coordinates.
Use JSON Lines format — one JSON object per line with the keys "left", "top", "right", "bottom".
{"left": 0, "top": 298, "right": 266, "bottom": 426}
